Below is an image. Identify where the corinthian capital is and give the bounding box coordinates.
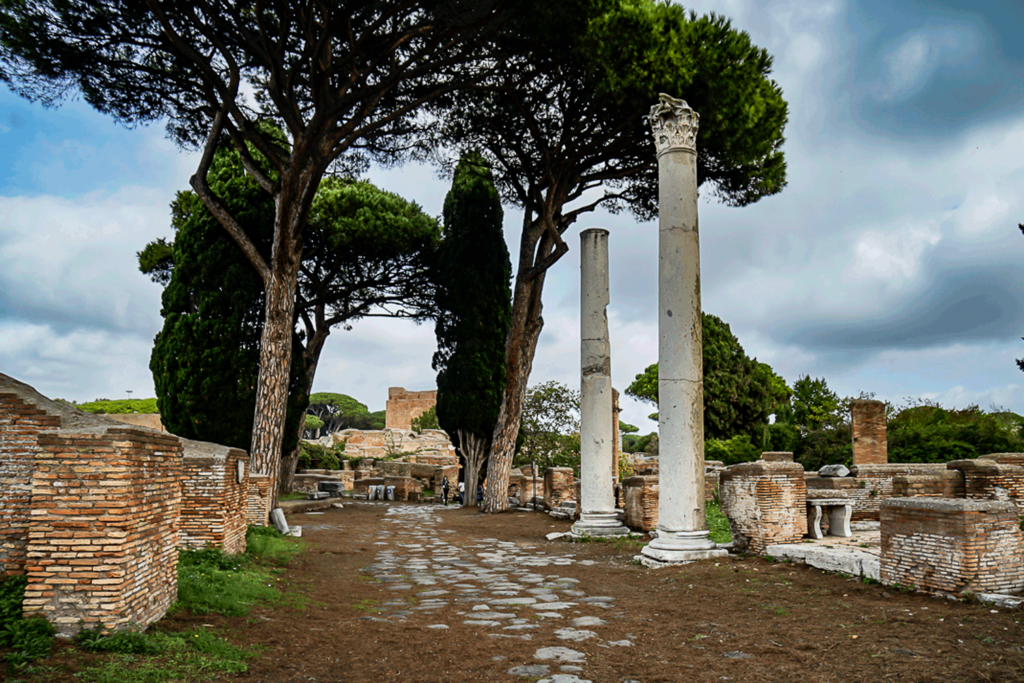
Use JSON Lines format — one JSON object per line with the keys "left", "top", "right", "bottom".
{"left": 648, "top": 93, "right": 699, "bottom": 156}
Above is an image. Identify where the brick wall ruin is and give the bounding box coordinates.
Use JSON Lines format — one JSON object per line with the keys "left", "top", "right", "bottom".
{"left": 544, "top": 467, "right": 575, "bottom": 510}
{"left": 384, "top": 388, "right": 437, "bottom": 430}
{"left": 947, "top": 459, "right": 1024, "bottom": 515}
{"left": 622, "top": 475, "right": 659, "bottom": 532}
{"left": 851, "top": 399, "right": 887, "bottom": 466}
{"left": 880, "top": 498, "right": 1024, "bottom": 595}
{"left": 892, "top": 471, "right": 965, "bottom": 499}
{"left": 1, "top": 373, "right": 254, "bottom": 636}
{"left": 180, "top": 440, "right": 249, "bottom": 555}
{"left": 104, "top": 413, "right": 165, "bottom": 432}
{"left": 720, "top": 459, "right": 807, "bottom": 555}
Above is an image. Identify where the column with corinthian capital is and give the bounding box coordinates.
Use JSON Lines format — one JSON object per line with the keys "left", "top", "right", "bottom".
{"left": 640, "top": 95, "right": 727, "bottom": 565}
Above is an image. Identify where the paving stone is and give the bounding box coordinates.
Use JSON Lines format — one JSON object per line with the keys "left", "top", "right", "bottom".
{"left": 538, "top": 675, "right": 592, "bottom": 683}
{"left": 573, "top": 617, "right": 607, "bottom": 627}
{"left": 554, "top": 628, "right": 598, "bottom": 642}
{"left": 426, "top": 624, "right": 449, "bottom": 630}
{"left": 508, "top": 664, "right": 551, "bottom": 677}
{"left": 534, "top": 647, "right": 587, "bottom": 663}
{"left": 464, "top": 620, "right": 501, "bottom": 627}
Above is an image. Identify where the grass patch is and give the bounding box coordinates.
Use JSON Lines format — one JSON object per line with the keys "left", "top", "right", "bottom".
{"left": 706, "top": 500, "right": 732, "bottom": 544}
{"left": 76, "top": 627, "right": 259, "bottom": 683}
{"left": 279, "top": 491, "right": 307, "bottom": 501}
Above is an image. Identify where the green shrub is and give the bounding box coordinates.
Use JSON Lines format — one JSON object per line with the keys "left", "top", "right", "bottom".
{"left": 2, "top": 616, "right": 55, "bottom": 668}
{"left": 75, "top": 626, "right": 163, "bottom": 655}
{"left": 706, "top": 500, "right": 732, "bottom": 545}
{"left": 705, "top": 434, "right": 761, "bottom": 466}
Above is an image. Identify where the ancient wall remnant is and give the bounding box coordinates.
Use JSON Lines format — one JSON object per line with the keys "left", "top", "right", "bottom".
{"left": 26, "top": 428, "right": 182, "bottom": 635}
{"left": 246, "top": 474, "right": 271, "bottom": 526}
{"left": 892, "top": 471, "right": 965, "bottom": 499}
{"left": 840, "top": 463, "right": 948, "bottom": 521}
{"left": 384, "top": 388, "right": 437, "bottom": 430}
{"left": 1, "top": 373, "right": 253, "bottom": 636}
{"left": 880, "top": 498, "right": 1024, "bottom": 595}
{"left": 622, "top": 475, "right": 659, "bottom": 532}
{"left": 947, "top": 459, "right": 1024, "bottom": 515}
{"left": 719, "top": 459, "right": 807, "bottom": 555}
{"left": 103, "top": 413, "right": 165, "bottom": 432}
{"left": 544, "top": 467, "right": 575, "bottom": 510}
{"left": 180, "top": 440, "right": 249, "bottom": 555}
{"left": 851, "top": 399, "right": 887, "bottom": 466}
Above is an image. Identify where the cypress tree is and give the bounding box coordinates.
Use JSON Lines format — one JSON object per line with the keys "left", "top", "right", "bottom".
{"left": 433, "top": 152, "right": 512, "bottom": 506}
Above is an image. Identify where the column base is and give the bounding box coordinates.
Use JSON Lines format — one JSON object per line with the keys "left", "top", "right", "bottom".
{"left": 638, "top": 529, "right": 729, "bottom": 566}
{"left": 571, "top": 512, "right": 630, "bottom": 538}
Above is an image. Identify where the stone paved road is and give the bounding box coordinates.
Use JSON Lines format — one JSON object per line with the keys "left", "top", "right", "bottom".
{"left": 309, "top": 503, "right": 637, "bottom": 683}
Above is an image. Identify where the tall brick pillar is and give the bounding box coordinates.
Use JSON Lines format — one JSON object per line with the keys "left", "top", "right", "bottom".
{"left": 851, "top": 399, "right": 887, "bottom": 466}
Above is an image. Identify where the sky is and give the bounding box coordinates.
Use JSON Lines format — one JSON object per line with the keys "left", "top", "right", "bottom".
{"left": 2, "top": 0, "right": 1024, "bottom": 434}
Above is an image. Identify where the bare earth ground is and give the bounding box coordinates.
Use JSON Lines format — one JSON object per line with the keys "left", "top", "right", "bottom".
{"left": 25, "top": 501, "right": 1024, "bottom": 682}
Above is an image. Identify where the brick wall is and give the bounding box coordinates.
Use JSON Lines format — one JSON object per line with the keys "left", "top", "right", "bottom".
{"left": 384, "top": 476, "right": 423, "bottom": 501}
{"left": 880, "top": 498, "right": 1024, "bottom": 595}
{"left": 892, "top": 471, "right": 965, "bottom": 498}
{"left": 720, "top": 460, "right": 807, "bottom": 555}
{"left": 246, "top": 474, "right": 271, "bottom": 526}
{"left": 544, "top": 467, "right": 575, "bottom": 510}
{"left": 293, "top": 471, "right": 353, "bottom": 495}
{"left": 947, "top": 459, "right": 1024, "bottom": 515}
{"left": 846, "top": 464, "right": 948, "bottom": 521}
{"left": 433, "top": 465, "right": 459, "bottom": 495}
{"left": 25, "top": 428, "right": 182, "bottom": 636}
{"left": 0, "top": 391, "right": 59, "bottom": 574}
{"left": 622, "top": 475, "right": 659, "bottom": 532}
{"left": 981, "top": 453, "right": 1024, "bottom": 466}
{"left": 851, "top": 399, "right": 887, "bottom": 465}
{"left": 180, "top": 440, "right": 248, "bottom": 555}
{"left": 384, "top": 387, "right": 437, "bottom": 430}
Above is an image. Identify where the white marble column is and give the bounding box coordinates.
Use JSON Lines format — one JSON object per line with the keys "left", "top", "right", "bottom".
{"left": 572, "top": 228, "right": 628, "bottom": 537}
{"left": 640, "top": 95, "right": 727, "bottom": 565}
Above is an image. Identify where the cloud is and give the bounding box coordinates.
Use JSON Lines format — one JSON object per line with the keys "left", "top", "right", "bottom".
{"left": 869, "top": 25, "right": 983, "bottom": 103}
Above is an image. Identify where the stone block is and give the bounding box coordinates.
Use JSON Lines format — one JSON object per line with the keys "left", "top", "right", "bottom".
{"left": 818, "top": 464, "right": 850, "bottom": 477}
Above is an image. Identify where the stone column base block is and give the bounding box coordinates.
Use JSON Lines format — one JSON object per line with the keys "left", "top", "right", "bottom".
{"left": 640, "top": 530, "right": 727, "bottom": 565}
{"left": 571, "top": 512, "right": 629, "bottom": 538}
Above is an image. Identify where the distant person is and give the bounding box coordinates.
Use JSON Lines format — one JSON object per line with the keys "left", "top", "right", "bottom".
{"left": 441, "top": 477, "right": 451, "bottom": 506}
{"left": 458, "top": 481, "right": 465, "bottom": 505}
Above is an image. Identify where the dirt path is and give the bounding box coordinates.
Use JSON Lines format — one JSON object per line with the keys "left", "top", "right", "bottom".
{"left": 191, "top": 500, "right": 1024, "bottom": 683}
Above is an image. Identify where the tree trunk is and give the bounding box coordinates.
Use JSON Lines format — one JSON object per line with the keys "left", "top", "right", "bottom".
{"left": 279, "top": 326, "right": 330, "bottom": 495}
{"left": 482, "top": 259, "right": 548, "bottom": 512}
{"left": 459, "top": 429, "right": 488, "bottom": 508}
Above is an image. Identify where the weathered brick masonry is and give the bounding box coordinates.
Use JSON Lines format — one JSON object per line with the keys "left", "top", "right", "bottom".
{"left": 844, "top": 463, "right": 948, "bottom": 521}
{"left": 622, "top": 475, "right": 659, "bottom": 532}
{"left": 720, "top": 460, "right": 807, "bottom": 555}
{"left": 384, "top": 387, "right": 437, "bottom": 430}
{"left": 851, "top": 399, "right": 887, "bottom": 465}
{"left": 544, "top": 468, "right": 575, "bottom": 510}
{"left": 27, "top": 428, "right": 182, "bottom": 635}
{"left": 180, "top": 440, "right": 248, "bottom": 555}
{"left": 880, "top": 498, "right": 1024, "bottom": 595}
{"left": 892, "top": 471, "right": 965, "bottom": 499}
{"left": 946, "top": 458, "right": 1024, "bottom": 514}
{"left": 2, "top": 373, "right": 252, "bottom": 636}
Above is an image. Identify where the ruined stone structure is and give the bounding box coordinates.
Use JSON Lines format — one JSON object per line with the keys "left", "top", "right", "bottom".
{"left": 180, "top": 440, "right": 249, "bottom": 554}
{"left": 573, "top": 228, "right": 627, "bottom": 537}
{"left": 384, "top": 387, "right": 437, "bottom": 430}
{"left": 719, "top": 459, "right": 808, "bottom": 555}
{"left": 880, "top": 498, "right": 1024, "bottom": 595}
{"left": 948, "top": 458, "right": 1024, "bottom": 514}
{"left": 544, "top": 468, "right": 575, "bottom": 510}
{"left": 1, "top": 373, "right": 250, "bottom": 636}
{"left": 104, "top": 413, "right": 165, "bottom": 432}
{"left": 851, "top": 399, "right": 887, "bottom": 465}
{"left": 327, "top": 428, "right": 456, "bottom": 463}
{"left": 640, "top": 94, "right": 726, "bottom": 565}
{"left": 622, "top": 475, "right": 660, "bottom": 532}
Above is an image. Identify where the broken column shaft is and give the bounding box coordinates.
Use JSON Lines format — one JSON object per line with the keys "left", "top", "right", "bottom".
{"left": 572, "top": 228, "right": 628, "bottom": 537}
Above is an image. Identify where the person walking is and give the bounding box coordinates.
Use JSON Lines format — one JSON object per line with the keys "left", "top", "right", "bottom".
{"left": 441, "top": 477, "right": 451, "bottom": 506}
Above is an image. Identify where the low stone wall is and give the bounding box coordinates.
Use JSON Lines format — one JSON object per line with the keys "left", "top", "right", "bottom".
{"left": 353, "top": 477, "right": 385, "bottom": 497}
{"left": 846, "top": 464, "right": 949, "bottom": 521}
{"left": 384, "top": 476, "right": 423, "bottom": 501}
{"left": 433, "top": 465, "right": 459, "bottom": 494}
{"left": 892, "top": 471, "right": 965, "bottom": 499}
{"left": 880, "top": 498, "right": 1024, "bottom": 595}
{"left": 180, "top": 440, "right": 248, "bottom": 555}
{"left": 622, "top": 475, "right": 659, "bottom": 532}
{"left": 293, "top": 471, "right": 353, "bottom": 495}
{"left": 947, "top": 459, "right": 1024, "bottom": 515}
{"left": 25, "top": 428, "right": 182, "bottom": 635}
{"left": 246, "top": 474, "right": 271, "bottom": 526}
{"left": 544, "top": 467, "right": 575, "bottom": 510}
{"left": 103, "top": 413, "right": 165, "bottom": 432}
{"left": 720, "top": 460, "right": 807, "bottom": 555}
{"left": 705, "top": 472, "right": 719, "bottom": 502}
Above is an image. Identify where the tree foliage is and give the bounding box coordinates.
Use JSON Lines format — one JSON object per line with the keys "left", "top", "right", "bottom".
{"left": 77, "top": 398, "right": 159, "bottom": 415}
{"left": 432, "top": 151, "right": 512, "bottom": 503}
{"left": 142, "top": 135, "right": 438, "bottom": 478}
{"left": 625, "top": 313, "right": 791, "bottom": 441}
{"left": 411, "top": 406, "right": 440, "bottom": 433}
{"left": 0, "top": 0, "right": 527, "bottom": 502}
{"left": 306, "top": 393, "right": 384, "bottom": 435}
{"left": 430, "top": 0, "right": 789, "bottom": 511}
{"left": 515, "top": 381, "right": 582, "bottom": 474}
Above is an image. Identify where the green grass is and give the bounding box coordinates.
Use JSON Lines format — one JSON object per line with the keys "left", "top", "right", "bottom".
{"left": 706, "top": 500, "right": 732, "bottom": 544}
{"left": 173, "top": 526, "right": 301, "bottom": 617}
{"left": 76, "top": 628, "right": 259, "bottom": 683}
{"left": 279, "top": 491, "right": 306, "bottom": 501}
